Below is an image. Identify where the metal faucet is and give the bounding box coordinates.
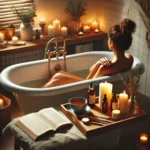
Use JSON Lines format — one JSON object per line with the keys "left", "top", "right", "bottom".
{"left": 44, "top": 37, "right": 67, "bottom": 77}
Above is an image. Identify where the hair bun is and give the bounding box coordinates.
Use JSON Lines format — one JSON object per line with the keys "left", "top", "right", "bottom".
{"left": 120, "top": 19, "right": 136, "bottom": 34}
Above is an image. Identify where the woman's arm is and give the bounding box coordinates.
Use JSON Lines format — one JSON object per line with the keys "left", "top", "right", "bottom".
{"left": 86, "top": 57, "right": 111, "bottom": 79}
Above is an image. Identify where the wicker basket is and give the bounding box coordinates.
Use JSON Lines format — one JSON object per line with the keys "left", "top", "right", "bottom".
{"left": 0, "top": 94, "right": 11, "bottom": 135}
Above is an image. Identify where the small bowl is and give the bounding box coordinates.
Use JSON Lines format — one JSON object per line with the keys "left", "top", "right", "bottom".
{"left": 69, "top": 97, "right": 87, "bottom": 114}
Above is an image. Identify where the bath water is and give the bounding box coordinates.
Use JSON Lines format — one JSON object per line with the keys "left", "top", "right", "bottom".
{"left": 21, "top": 69, "right": 89, "bottom": 88}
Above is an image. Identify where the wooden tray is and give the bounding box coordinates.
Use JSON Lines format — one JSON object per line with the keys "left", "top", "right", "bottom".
{"left": 60, "top": 103, "right": 148, "bottom": 137}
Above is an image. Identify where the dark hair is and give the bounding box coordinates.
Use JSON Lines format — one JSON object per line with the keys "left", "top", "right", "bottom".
{"left": 108, "top": 19, "right": 136, "bottom": 51}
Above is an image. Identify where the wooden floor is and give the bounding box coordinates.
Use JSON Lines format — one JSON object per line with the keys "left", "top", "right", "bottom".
{"left": 0, "top": 89, "right": 150, "bottom": 150}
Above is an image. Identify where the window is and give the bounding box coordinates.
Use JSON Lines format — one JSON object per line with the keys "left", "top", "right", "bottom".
{"left": 0, "top": 0, "right": 33, "bottom": 28}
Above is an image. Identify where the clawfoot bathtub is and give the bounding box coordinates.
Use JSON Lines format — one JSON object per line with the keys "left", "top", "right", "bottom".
{"left": 0, "top": 51, "right": 144, "bottom": 114}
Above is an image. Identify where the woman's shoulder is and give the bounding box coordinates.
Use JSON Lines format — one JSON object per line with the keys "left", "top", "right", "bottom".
{"left": 125, "top": 53, "right": 133, "bottom": 59}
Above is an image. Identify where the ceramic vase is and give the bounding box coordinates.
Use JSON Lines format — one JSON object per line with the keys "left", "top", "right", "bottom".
{"left": 20, "top": 23, "right": 33, "bottom": 41}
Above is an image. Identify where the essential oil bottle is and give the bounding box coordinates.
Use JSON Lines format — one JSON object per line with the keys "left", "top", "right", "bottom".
{"left": 87, "top": 82, "right": 96, "bottom": 108}
{"left": 102, "top": 94, "right": 108, "bottom": 113}
{"left": 111, "top": 89, "right": 118, "bottom": 111}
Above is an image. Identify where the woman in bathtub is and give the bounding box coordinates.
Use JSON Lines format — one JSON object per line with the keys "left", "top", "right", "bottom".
{"left": 42, "top": 18, "right": 136, "bottom": 88}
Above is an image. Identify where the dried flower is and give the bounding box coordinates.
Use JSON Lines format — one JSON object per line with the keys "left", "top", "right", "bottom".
{"left": 118, "top": 71, "right": 140, "bottom": 114}
{"left": 12, "top": 3, "right": 37, "bottom": 23}
{"left": 118, "top": 71, "right": 140, "bottom": 97}
{"left": 65, "top": 0, "right": 88, "bottom": 21}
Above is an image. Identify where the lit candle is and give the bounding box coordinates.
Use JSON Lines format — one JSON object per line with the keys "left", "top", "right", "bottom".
{"left": 48, "top": 24, "right": 54, "bottom": 38}
{"left": 95, "top": 29, "right": 99, "bottom": 33}
{"left": 12, "top": 36, "right": 18, "bottom": 43}
{"left": 112, "top": 109, "right": 120, "bottom": 120}
{"left": 99, "top": 81, "right": 113, "bottom": 109}
{"left": 119, "top": 91, "right": 128, "bottom": 114}
{"left": 61, "top": 26, "right": 68, "bottom": 37}
{"left": 78, "top": 31, "right": 84, "bottom": 35}
{"left": 53, "top": 19, "right": 61, "bottom": 37}
{"left": 91, "top": 21, "right": 99, "bottom": 30}
{"left": 140, "top": 133, "right": 148, "bottom": 144}
{"left": 39, "top": 17, "right": 46, "bottom": 24}
{"left": 83, "top": 25, "right": 90, "bottom": 33}
{"left": 0, "top": 99, "right": 4, "bottom": 108}
{"left": 0, "top": 32, "right": 4, "bottom": 43}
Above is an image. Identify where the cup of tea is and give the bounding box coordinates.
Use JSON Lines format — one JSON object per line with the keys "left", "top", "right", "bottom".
{"left": 69, "top": 97, "right": 87, "bottom": 114}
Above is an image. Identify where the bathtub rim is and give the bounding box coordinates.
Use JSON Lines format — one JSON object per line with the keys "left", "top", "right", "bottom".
{"left": 0, "top": 51, "right": 143, "bottom": 96}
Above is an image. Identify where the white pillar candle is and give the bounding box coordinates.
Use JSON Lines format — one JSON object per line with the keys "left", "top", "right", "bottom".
{"left": 12, "top": 36, "right": 18, "bottom": 43}
{"left": 83, "top": 25, "right": 90, "bottom": 33}
{"left": 48, "top": 24, "right": 54, "bottom": 38}
{"left": 53, "top": 19, "right": 61, "bottom": 37}
{"left": 119, "top": 91, "right": 128, "bottom": 114}
{"left": 0, "top": 98, "right": 4, "bottom": 108}
{"left": 61, "top": 26, "right": 68, "bottom": 37}
{"left": 39, "top": 17, "right": 46, "bottom": 24}
{"left": 112, "top": 109, "right": 120, "bottom": 120}
{"left": 99, "top": 82, "right": 113, "bottom": 109}
{"left": 91, "top": 21, "right": 99, "bottom": 30}
{"left": 0, "top": 32, "right": 4, "bottom": 43}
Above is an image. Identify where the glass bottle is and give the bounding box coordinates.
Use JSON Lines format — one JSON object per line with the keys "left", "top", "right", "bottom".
{"left": 35, "top": 29, "right": 40, "bottom": 40}
{"left": 111, "top": 89, "right": 118, "bottom": 111}
{"left": 102, "top": 94, "right": 108, "bottom": 113}
{"left": 87, "top": 82, "right": 96, "bottom": 108}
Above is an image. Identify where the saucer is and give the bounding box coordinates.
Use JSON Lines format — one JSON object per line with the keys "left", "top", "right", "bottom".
{"left": 67, "top": 105, "right": 91, "bottom": 117}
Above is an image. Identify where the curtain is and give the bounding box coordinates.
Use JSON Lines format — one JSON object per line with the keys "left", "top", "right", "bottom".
{"left": 0, "top": 0, "right": 33, "bottom": 28}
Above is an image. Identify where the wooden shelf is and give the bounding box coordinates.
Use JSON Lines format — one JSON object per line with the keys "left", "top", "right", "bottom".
{"left": 0, "top": 31, "right": 107, "bottom": 55}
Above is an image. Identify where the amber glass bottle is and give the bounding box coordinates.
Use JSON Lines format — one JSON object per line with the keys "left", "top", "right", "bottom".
{"left": 102, "top": 94, "right": 108, "bottom": 113}
{"left": 111, "top": 89, "right": 118, "bottom": 111}
{"left": 87, "top": 82, "right": 96, "bottom": 108}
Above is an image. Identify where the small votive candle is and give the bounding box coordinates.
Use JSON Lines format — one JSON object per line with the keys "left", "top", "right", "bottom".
{"left": 140, "top": 133, "right": 148, "bottom": 144}
{"left": 12, "top": 36, "right": 18, "bottom": 43}
{"left": 112, "top": 109, "right": 120, "bottom": 121}
{"left": 0, "top": 98, "right": 4, "bottom": 108}
{"left": 95, "top": 29, "right": 99, "bottom": 33}
{"left": 0, "top": 32, "right": 4, "bottom": 43}
{"left": 83, "top": 25, "right": 90, "bottom": 33}
{"left": 78, "top": 31, "right": 84, "bottom": 35}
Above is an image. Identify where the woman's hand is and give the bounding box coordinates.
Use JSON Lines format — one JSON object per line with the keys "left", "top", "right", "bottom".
{"left": 99, "top": 57, "right": 111, "bottom": 67}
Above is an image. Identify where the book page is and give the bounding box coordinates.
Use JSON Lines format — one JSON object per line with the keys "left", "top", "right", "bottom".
{"left": 38, "top": 108, "right": 72, "bottom": 130}
{"left": 16, "top": 113, "right": 53, "bottom": 140}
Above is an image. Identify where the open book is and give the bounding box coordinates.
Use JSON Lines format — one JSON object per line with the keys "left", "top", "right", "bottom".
{"left": 15, "top": 107, "right": 72, "bottom": 140}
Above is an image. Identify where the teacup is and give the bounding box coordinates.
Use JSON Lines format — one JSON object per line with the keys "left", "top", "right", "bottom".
{"left": 69, "top": 97, "right": 87, "bottom": 114}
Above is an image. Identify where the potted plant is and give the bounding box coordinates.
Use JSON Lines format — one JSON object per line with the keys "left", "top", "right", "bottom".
{"left": 12, "top": 4, "right": 36, "bottom": 41}
{"left": 65, "top": 0, "right": 87, "bottom": 33}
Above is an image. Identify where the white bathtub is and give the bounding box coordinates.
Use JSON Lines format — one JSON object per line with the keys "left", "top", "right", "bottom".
{"left": 0, "top": 51, "right": 144, "bottom": 114}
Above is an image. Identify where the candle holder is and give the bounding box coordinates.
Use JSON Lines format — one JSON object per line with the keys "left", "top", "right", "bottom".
{"left": 39, "top": 23, "right": 46, "bottom": 35}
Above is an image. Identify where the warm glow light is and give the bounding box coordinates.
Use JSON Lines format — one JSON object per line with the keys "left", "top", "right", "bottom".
{"left": 140, "top": 133, "right": 148, "bottom": 144}
{"left": 0, "top": 32, "right": 4, "bottom": 42}
{"left": 95, "top": 29, "right": 99, "bottom": 33}
{"left": 78, "top": 31, "right": 84, "bottom": 35}
{"left": 0, "top": 98, "right": 4, "bottom": 108}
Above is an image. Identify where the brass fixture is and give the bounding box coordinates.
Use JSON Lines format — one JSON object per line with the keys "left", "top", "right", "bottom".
{"left": 44, "top": 37, "right": 67, "bottom": 78}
